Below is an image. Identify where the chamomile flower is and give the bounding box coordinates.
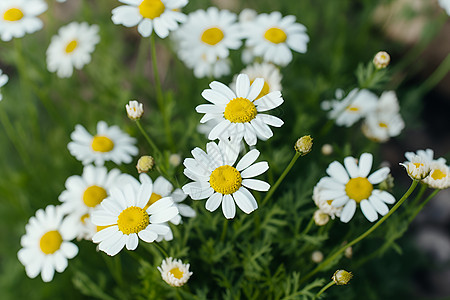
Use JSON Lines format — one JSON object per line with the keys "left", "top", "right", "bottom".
{"left": 424, "top": 161, "right": 450, "bottom": 189}
{"left": 0, "top": 0, "right": 47, "bottom": 42}
{"left": 242, "top": 11, "right": 309, "bottom": 66}
{"left": 111, "top": 0, "right": 187, "bottom": 38}
{"left": 400, "top": 154, "right": 431, "bottom": 181}
{"left": 68, "top": 121, "right": 138, "bottom": 166}
{"left": 315, "top": 153, "right": 395, "bottom": 223}
{"left": 18, "top": 205, "right": 78, "bottom": 282}
{"left": 196, "top": 74, "right": 284, "bottom": 146}
{"left": 438, "top": 0, "right": 450, "bottom": 15}
{"left": 0, "top": 69, "right": 8, "bottom": 101}
{"left": 322, "top": 88, "right": 378, "bottom": 127}
{"left": 46, "top": 22, "right": 100, "bottom": 78}
{"left": 232, "top": 63, "right": 282, "bottom": 101}
{"left": 182, "top": 141, "right": 270, "bottom": 219}
{"left": 174, "top": 7, "right": 242, "bottom": 74}
{"left": 404, "top": 148, "right": 445, "bottom": 165}
{"left": 58, "top": 165, "right": 122, "bottom": 239}
{"left": 119, "top": 173, "right": 196, "bottom": 225}
{"left": 403, "top": 149, "right": 449, "bottom": 188}
{"left": 91, "top": 181, "right": 179, "bottom": 256}
{"left": 158, "top": 257, "right": 193, "bottom": 287}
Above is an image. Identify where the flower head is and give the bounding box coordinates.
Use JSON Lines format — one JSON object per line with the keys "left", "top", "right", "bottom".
{"left": 242, "top": 11, "right": 309, "bottom": 66}
{"left": 91, "top": 176, "right": 179, "bottom": 256}
{"left": 404, "top": 149, "right": 449, "bottom": 189}
{"left": 68, "top": 121, "right": 138, "bottom": 166}
{"left": 196, "top": 74, "right": 284, "bottom": 146}
{"left": 373, "top": 51, "right": 390, "bottom": 69}
{"left": 126, "top": 100, "right": 144, "bottom": 120}
{"left": 158, "top": 257, "right": 193, "bottom": 287}
{"left": 46, "top": 22, "right": 100, "bottom": 78}
{"left": 400, "top": 154, "right": 431, "bottom": 180}
{"left": 424, "top": 161, "right": 450, "bottom": 189}
{"left": 332, "top": 270, "right": 353, "bottom": 285}
{"left": 313, "top": 209, "right": 330, "bottom": 226}
{"left": 314, "top": 153, "right": 395, "bottom": 223}
{"left": 112, "top": 0, "right": 188, "bottom": 38}
{"left": 137, "top": 155, "right": 155, "bottom": 173}
{"left": 182, "top": 141, "right": 270, "bottom": 219}
{"left": 18, "top": 205, "right": 78, "bottom": 282}
{"left": 0, "top": 0, "right": 47, "bottom": 41}
{"left": 295, "top": 135, "right": 313, "bottom": 155}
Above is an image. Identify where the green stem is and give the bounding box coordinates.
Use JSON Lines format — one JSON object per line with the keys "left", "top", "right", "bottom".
{"left": 418, "top": 52, "right": 450, "bottom": 95}
{"left": 313, "top": 281, "right": 336, "bottom": 300}
{"left": 408, "top": 189, "right": 440, "bottom": 223}
{"left": 220, "top": 219, "right": 228, "bottom": 242}
{"left": 136, "top": 119, "right": 161, "bottom": 158}
{"left": 261, "top": 152, "right": 301, "bottom": 206}
{"left": 299, "top": 180, "right": 419, "bottom": 285}
{"left": 300, "top": 216, "right": 315, "bottom": 236}
{"left": 150, "top": 33, "right": 175, "bottom": 150}
{"left": 410, "top": 183, "right": 427, "bottom": 208}
{"left": 153, "top": 242, "right": 169, "bottom": 258}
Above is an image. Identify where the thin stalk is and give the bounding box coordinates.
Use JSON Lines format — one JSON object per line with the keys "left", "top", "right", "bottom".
{"left": 261, "top": 152, "right": 301, "bottom": 206}
{"left": 136, "top": 119, "right": 161, "bottom": 158}
{"left": 418, "top": 52, "right": 450, "bottom": 95}
{"left": 313, "top": 281, "right": 336, "bottom": 300}
{"left": 299, "top": 180, "right": 419, "bottom": 285}
{"left": 408, "top": 189, "right": 440, "bottom": 223}
{"left": 149, "top": 33, "right": 175, "bottom": 150}
{"left": 410, "top": 183, "right": 427, "bottom": 208}
{"left": 300, "top": 216, "right": 315, "bottom": 236}
{"left": 153, "top": 242, "right": 170, "bottom": 257}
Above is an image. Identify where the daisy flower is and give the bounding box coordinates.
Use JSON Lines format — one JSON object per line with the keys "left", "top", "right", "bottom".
{"left": 119, "top": 173, "right": 196, "bottom": 225}
{"left": 158, "top": 257, "right": 193, "bottom": 287}
{"left": 196, "top": 74, "right": 284, "bottom": 146}
{"left": 91, "top": 181, "right": 179, "bottom": 256}
{"left": 403, "top": 149, "right": 449, "bottom": 189}
{"left": 232, "top": 63, "right": 282, "bottom": 101}
{"left": 242, "top": 11, "right": 309, "bottom": 66}
{"left": 182, "top": 141, "right": 270, "bottom": 219}
{"left": 46, "top": 22, "right": 100, "bottom": 78}
{"left": 0, "top": 0, "right": 47, "bottom": 42}
{"left": 174, "top": 7, "right": 242, "bottom": 74}
{"left": 322, "top": 88, "right": 378, "bottom": 127}
{"left": 18, "top": 205, "right": 78, "bottom": 282}
{"left": 111, "top": 0, "right": 187, "bottom": 38}
{"left": 424, "top": 161, "right": 450, "bottom": 189}
{"left": 315, "top": 153, "right": 394, "bottom": 223}
{"left": 68, "top": 121, "right": 138, "bottom": 166}
{"left": 400, "top": 153, "right": 431, "bottom": 181}
{"left": 58, "top": 165, "right": 122, "bottom": 239}
{"left": 0, "top": 69, "right": 8, "bottom": 101}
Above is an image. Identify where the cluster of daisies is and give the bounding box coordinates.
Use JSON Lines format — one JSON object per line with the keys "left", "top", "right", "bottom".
{"left": 313, "top": 149, "right": 450, "bottom": 225}
{"left": 18, "top": 120, "right": 195, "bottom": 286}
{"left": 322, "top": 88, "right": 405, "bottom": 143}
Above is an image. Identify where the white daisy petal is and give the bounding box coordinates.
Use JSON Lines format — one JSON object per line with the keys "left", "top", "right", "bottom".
{"left": 344, "top": 157, "right": 359, "bottom": 178}
{"left": 360, "top": 199, "right": 378, "bottom": 222}
{"left": 372, "top": 189, "right": 396, "bottom": 204}
{"left": 340, "top": 200, "right": 356, "bottom": 223}
{"left": 138, "top": 229, "right": 158, "bottom": 243}
{"left": 331, "top": 195, "right": 350, "bottom": 207}
{"left": 241, "top": 162, "right": 269, "bottom": 178}
{"left": 236, "top": 149, "right": 260, "bottom": 171}
{"left": 358, "top": 153, "right": 373, "bottom": 177}
{"left": 368, "top": 167, "right": 390, "bottom": 184}
{"left": 222, "top": 194, "right": 236, "bottom": 219}
{"left": 368, "top": 195, "right": 389, "bottom": 216}
{"left": 233, "top": 190, "right": 256, "bottom": 214}
{"left": 205, "top": 193, "right": 223, "bottom": 212}
{"left": 125, "top": 233, "right": 139, "bottom": 250}
{"left": 242, "top": 179, "right": 270, "bottom": 191}
{"left": 236, "top": 74, "right": 251, "bottom": 98}
{"left": 326, "top": 161, "right": 350, "bottom": 184}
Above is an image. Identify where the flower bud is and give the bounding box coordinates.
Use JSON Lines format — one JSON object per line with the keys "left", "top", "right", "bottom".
{"left": 311, "top": 250, "right": 324, "bottom": 263}
{"left": 313, "top": 209, "right": 330, "bottom": 226}
{"left": 126, "top": 100, "right": 144, "bottom": 120}
{"left": 332, "top": 270, "right": 353, "bottom": 285}
{"left": 373, "top": 51, "right": 390, "bottom": 69}
{"left": 295, "top": 135, "right": 313, "bottom": 156}
{"left": 400, "top": 154, "right": 431, "bottom": 180}
{"left": 344, "top": 246, "right": 353, "bottom": 259}
{"left": 321, "top": 144, "right": 333, "bottom": 156}
{"left": 169, "top": 153, "right": 182, "bottom": 167}
{"left": 136, "top": 155, "right": 155, "bottom": 173}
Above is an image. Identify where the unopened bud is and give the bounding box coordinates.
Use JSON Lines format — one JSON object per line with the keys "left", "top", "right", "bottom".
{"left": 344, "top": 246, "right": 353, "bottom": 259}
{"left": 321, "top": 144, "right": 333, "bottom": 156}
{"left": 126, "top": 100, "right": 144, "bottom": 120}
{"left": 314, "top": 209, "right": 330, "bottom": 226}
{"left": 169, "top": 153, "right": 182, "bottom": 167}
{"left": 136, "top": 155, "right": 154, "bottom": 173}
{"left": 332, "top": 270, "right": 353, "bottom": 285}
{"left": 311, "top": 251, "right": 324, "bottom": 263}
{"left": 373, "top": 51, "right": 390, "bottom": 69}
{"left": 295, "top": 135, "right": 313, "bottom": 155}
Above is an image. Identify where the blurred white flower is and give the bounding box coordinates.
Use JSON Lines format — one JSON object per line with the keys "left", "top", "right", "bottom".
{"left": 126, "top": 100, "right": 144, "bottom": 120}
{"left": 0, "top": 0, "right": 47, "bottom": 41}
{"left": 46, "top": 22, "right": 100, "bottom": 78}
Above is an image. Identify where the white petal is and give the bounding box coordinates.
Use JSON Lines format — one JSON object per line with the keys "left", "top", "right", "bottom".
{"left": 60, "top": 242, "right": 79, "bottom": 259}
{"left": 368, "top": 196, "right": 389, "bottom": 216}
{"left": 233, "top": 190, "right": 256, "bottom": 214}
{"left": 182, "top": 182, "right": 214, "bottom": 200}
{"left": 137, "top": 19, "right": 153, "bottom": 37}
{"left": 150, "top": 207, "right": 179, "bottom": 223}
{"left": 236, "top": 149, "right": 260, "bottom": 171}
{"left": 177, "top": 204, "right": 196, "bottom": 218}
{"left": 344, "top": 157, "right": 359, "bottom": 178}
{"left": 326, "top": 161, "right": 350, "bottom": 184}
{"left": 205, "top": 193, "right": 222, "bottom": 212}
{"left": 372, "top": 190, "right": 396, "bottom": 204}
{"left": 368, "top": 167, "right": 390, "bottom": 184}
{"left": 126, "top": 233, "right": 139, "bottom": 250}
{"left": 146, "top": 224, "right": 170, "bottom": 235}
{"left": 331, "top": 195, "right": 350, "bottom": 207}
{"left": 236, "top": 74, "right": 250, "bottom": 98}
{"left": 138, "top": 229, "right": 158, "bottom": 243}
{"left": 222, "top": 194, "right": 236, "bottom": 219}
{"left": 242, "top": 179, "right": 270, "bottom": 191}
{"left": 146, "top": 197, "right": 174, "bottom": 214}
{"left": 340, "top": 200, "right": 356, "bottom": 223}
{"left": 241, "top": 162, "right": 269, "bottom": 178}
{"left": 92, "top": 226, "right": 119, "bottom": 243}
{"left": 360, "top": 199, "right": 378, "bottom": 222}
{"left": 358, "top": 153, "right": 373, "bottom": 177}
{"left": 247, "top": 78, "right": 265, "bottom": 101}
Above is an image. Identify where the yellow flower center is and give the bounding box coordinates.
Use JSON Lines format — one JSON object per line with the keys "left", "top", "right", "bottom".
{"left": 250, "top": 79, "right": 270, "bottom": 100}
{"left": 83, "top": 185, "right": 108, "bottom": 208}
{"left": 264, "top": 27, "right": 287, "bottom": 44}
{"left": 413, "top": 163, "right": 424, "bottom": 168}
{"left": 209, "top": 165, "right": 242, "bottom": 195}
{"left": 117, "top": 206, "right": 149, "bottom": 235}
{"left": 379, "top": 122, "right": 388, "bottom": 128}
{"left": 139, "top": 0, "right": 165, "bottom": 19}
{"left": 97, "top": 225, "right": 111, "bottom": 232}
{"left": 40, "top": 230, "right": 63, "bottom": 255}
{"left": 3, "top": 8, "right": 24, "bottom": 22}
{"left": 224, "top": 97, "right": 257, "bottom": 123}
{"left": 345, "top": 177, "right": 373, "bottom": 203}
{"left": 169, "top": 267, "right": 184, "bottom": 279}
{"left": 144, "top": 193, "right": 163, "bottom": 210}
{"left": 91, "top": 135, "right": 114, "bottom": 152}
{"left": 431, "top": 169, "right": 446, "bottom": 180}
{"left": 80, "top": 213, "right": 89, "bottom": 224}
{"left": 347, "top": 106, "right": 359, "bottom": 112}
{"left": 65, "top": 40, "right": 78, "bottom": 54}
{"left": 201, "top": 27, "right": 224, "bottom": 45}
